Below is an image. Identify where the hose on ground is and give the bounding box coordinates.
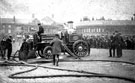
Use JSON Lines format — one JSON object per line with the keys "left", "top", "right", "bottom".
{"left": 0, "top": 59, "right": 134, "bottom": 83}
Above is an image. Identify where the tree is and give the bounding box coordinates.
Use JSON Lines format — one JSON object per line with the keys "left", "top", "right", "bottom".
{"left": 101, "top": 16, "right": 105, "bottom": 20}
{"left": 82, "top": 16, "right": 90, "bottom": 21}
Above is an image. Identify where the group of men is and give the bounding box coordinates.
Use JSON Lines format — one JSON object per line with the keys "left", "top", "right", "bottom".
{"left": 0, "top": 22, "right": 125, "bottom": 66}
{"left": 19, "top": 23, "right": 44, "bottom": 61}
{"left": 0, "top": 36, "right": 13, "bottom": 60}
{"left": 36, "top": 23, "right": 63, "bottom": 66}
{"left": 19, "top": 23, "right": 62, "bottom": 66}
{"left": 109, "top": 31, "right": 124, "bottom": 58}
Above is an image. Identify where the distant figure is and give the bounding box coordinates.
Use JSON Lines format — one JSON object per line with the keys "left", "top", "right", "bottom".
{"left": 125, "top": 37, "right": 132, "bottom": 49}
{"left": 50, "top": 34, "right": 63, "bottom": 66}
{"left": 115, "top": 32, "right": 124, "bottom": 58}
{"left": 37, "top": 23, "right": 44, "bottom": 42}
{"left": 109, "top": 32, "right": 116, "bottom": 57}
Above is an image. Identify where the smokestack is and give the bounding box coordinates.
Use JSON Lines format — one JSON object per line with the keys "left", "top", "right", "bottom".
{"left": 0, "top": 16, "right": 1, "bottom": 24}
{"left": 32, "top": 13, "right": 35, "bottom": 19}
{"left": 67, "top": 21, "right": 74, "bottom": 29}
{"left": 13, "top": 16, "right": 16, "bottom": 23}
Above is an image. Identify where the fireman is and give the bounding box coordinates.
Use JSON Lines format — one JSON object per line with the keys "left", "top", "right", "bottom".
{"left": 37, "top": 23, "right": 44, "bottom": 42}
{"left": 50, "top": 34, "right": 63, "bottom": 66}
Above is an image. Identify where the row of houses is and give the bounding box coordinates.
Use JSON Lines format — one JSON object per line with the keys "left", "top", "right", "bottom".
{"left": 0, "top": 17, "right": 64, "bottom": 39}
{"left": 0, "top": 17, "right": 135, "bottom": 40}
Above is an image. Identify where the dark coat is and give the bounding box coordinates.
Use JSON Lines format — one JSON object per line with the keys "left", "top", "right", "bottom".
{"left": 19, "top": 41, "right": 29, "bottom": 60}
{"left": 0, "top": 39, "right": 12, "bottom": 50}
{"left": 33, "top": 33, "right": 40, "bottom": 45}
{"left": 114, "top": 35, "right": 124, "bottom": 48}
{"left": 20, "top": 41, "right": 29, "bottom": 52}
{"left": 6, "top": 38, "right": 12, "bottom": 49}
{"left": 109, "top": 35, "right": 116, "bottom": 48}
{"left": 38, "top": 26, "right": 44, "bottom": 35}
{"left": 50, "top": 38, "right": 63, "bottom": 55}
{"left": 0, "top": 40, "right": 7, "bottom": 50}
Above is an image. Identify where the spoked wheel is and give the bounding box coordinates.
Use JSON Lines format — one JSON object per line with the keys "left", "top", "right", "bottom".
{"left": 34, "top": 43, "right": 44, "bottom": 58}
{"left": 43, "top": 46, "right": 53, "bottom": 59}
{"left": 73, "top": 40, "right": 89, "bottom": 57}
{"left": 35, "top": 49, "right": 44, "bottom": 58}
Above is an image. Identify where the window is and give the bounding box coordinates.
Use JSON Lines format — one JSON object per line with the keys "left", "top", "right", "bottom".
{"left": 97, "top": 28, "right": 99, "bottom": 32}
{"left": 16, "top": 26, "right": 22, "bottom": 32}
{"left": 3, "top": 25, "right": 5, "bottom": 28}
{"left": 88, "top": 29, "right": 89, "bottom": 32}
{"left": 93, "top": 29, "right": 95, "bottom": 32}
{"left": 89, "top": 28, "right": 91, "bottom": 32}
{"left": 102, "top": 29, "right": 104, "bottom": 32}
{"left": 8, "top": 25, "right": 11, "bottom": 28}
{"left": 83, "top": 29, "right": 85, "bottom": 33}
{"left": 92, "top": 29, "right": 94, "bottom": 32}
{"left": 8, "top": 29, "right": 11, "bottom": 33}
{"left": 99, "top": 28, "right": 101, "bottom": 32}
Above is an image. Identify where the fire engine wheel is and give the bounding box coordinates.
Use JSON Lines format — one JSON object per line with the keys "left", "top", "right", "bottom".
{"left": 43, "top": 46, "right": 53, "bottom": 59}
{"left": 37, "top": 50, "right": 44, "bottom": 58}
{"left": 73, "top": 40, "right": 89, "bottom": 57}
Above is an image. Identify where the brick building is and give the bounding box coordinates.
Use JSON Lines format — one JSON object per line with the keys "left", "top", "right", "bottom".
{"left": 76, "top": 20, "right": 135, "bottom": 36}
{"left": 0, "top": 17, "right": 64, "bottom": 39}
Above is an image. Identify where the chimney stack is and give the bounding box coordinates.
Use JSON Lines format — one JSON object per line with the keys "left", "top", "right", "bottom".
{"left": 13, "top": 16, "right": 16, "bottom": 23}
{"left": 67, "top": 21, "right": 74, "bottom": 29}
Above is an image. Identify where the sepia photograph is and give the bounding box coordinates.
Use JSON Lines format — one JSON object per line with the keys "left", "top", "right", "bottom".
{"left": 0, "top": 0, "right": 135, "bottom": 83}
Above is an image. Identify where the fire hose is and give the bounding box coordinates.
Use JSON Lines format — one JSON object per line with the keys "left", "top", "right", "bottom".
{"left": 1, "top": 45, "right": 135, "bottom": 83}
{"left": 0, "top": 59, "right": 135, "bottom": 83}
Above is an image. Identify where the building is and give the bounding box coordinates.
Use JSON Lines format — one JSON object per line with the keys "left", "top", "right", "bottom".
{"left": 0, "top": 17, "right": 64, "bottom": 39}
{"left": 76, "top": 20, "right": 135, "bottom": 36}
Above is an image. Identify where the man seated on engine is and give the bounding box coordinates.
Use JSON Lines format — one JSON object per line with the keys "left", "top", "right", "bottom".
{"left": 32, "top": 23, "right": 44, "bottom": 50}
{"left": 37, "top": 23, "right": 44, "bottom": 42}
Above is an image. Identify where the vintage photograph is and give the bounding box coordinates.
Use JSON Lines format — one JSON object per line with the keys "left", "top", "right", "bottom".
{"left": 0, "top": 0, "right": 135, "bottom": 83}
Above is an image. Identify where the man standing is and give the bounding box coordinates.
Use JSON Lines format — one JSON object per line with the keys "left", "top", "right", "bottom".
{"left": 6, "top": 36, "right": 13, "bottom": 60}
{"left": 0, "top": 37, "right": 7, "bottom": 60}
{"left": 37, "top": 23, "right": 44, "bottom": 42}
{"left": 109, "top": 32, "right": 116, "bottom": 57}
{"left": 115, "top": 32, "right": 124, "bottom": 58}
{"left": 50, "top": 34, "right": 63, "bottom": 66}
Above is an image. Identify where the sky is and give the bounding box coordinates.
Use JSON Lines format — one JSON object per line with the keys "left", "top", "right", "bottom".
{"left": 0, "top": 0, "right": 135, "bottom": 23}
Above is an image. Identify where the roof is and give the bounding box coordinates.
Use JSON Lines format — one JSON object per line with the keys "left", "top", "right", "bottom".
{"left": 0, "top": 18, "right": 32, "bottom": 24}
{"left": 0, "top": 18, "right": 14, "bottom": 23}
{"left": 41, "top": 16, "right": 55, "bottom": 25}
{"left": 76, "top": 20, "right": 135, "bottom": 26}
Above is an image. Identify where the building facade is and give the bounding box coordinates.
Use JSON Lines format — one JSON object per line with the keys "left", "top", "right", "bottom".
{"left": 0, "top": 17, "right": 64, "bottom": 40}
{"left": 76, "top": 20, "right": 135, "bottom": 36}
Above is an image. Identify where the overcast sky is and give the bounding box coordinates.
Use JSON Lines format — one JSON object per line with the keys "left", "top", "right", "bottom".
{"left": 0, "top": 0, "right": 135, "bottom": 22}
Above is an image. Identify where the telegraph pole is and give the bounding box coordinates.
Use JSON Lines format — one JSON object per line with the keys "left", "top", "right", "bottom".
{"left": 0, "top": 16, "right": 1, "bottom": 25}
{"left": 133, "top": 14, "right": 135, "bottom": 20}
{"left": 0, "top": 16, "right": 2, "bottom": 30}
